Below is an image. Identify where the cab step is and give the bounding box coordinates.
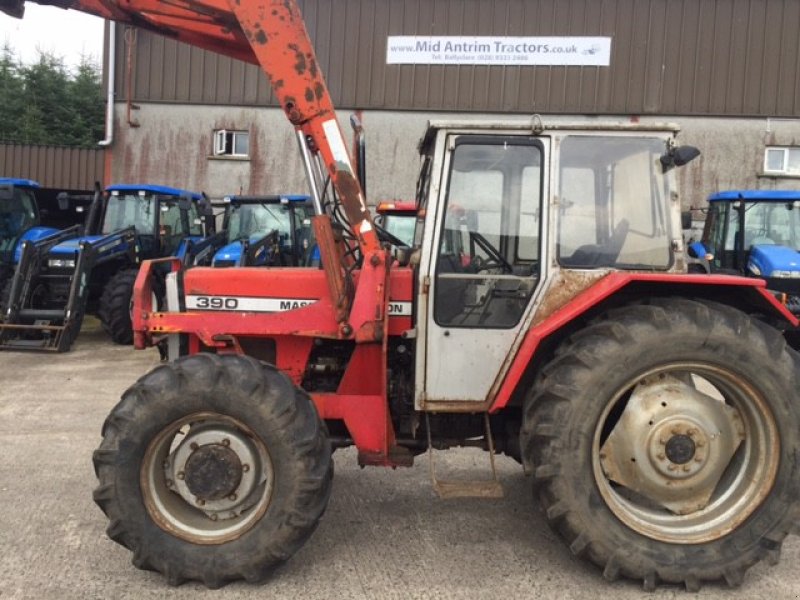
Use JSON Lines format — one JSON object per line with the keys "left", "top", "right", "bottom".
{"left": 426, "top": 413, "right": 504, "bottom": 499}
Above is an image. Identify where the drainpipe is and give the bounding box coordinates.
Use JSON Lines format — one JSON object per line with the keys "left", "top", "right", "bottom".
{"left": 98, "top": 21, "right": 116, "bottom": 147}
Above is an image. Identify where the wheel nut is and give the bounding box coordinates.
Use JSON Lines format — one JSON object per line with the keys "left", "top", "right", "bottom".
{"left": 196, "top": 498, "right": 205, "bottom": 506}
{"left": 657, "top": 453, "right": 666, "bottom": 460}
{"left": 177, "top": 471, "right": 185, "bottom": 480}
{"left": 165, "top": 479, "right": 173, "bottom": 488}
{"left": 228, "top": 493, "right": 237, "bottom": 501}
{"left": 242, "top": 464, "right": 250, "bottom": 472}
{"left": 221, "top": 438, "right": 230, "bottom": 447}
{"left": 209, "top": 513, "right": 218, "bottom": 521}
{"left": 190, "top": 442, "right": 199, "bottom": 451}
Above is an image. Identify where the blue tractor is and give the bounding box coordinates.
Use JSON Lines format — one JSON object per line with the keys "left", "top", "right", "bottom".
{"left": 0, "top": 178, "right": 70, "bottom": 289}
{"left": 689, "top": 190, "right": 800, "bottom": 314}
{"left": 211, "top": 194, "right": 315, "bottom": 267}
{"left": 0, "top": 183, "right": 216, "bottom": 351}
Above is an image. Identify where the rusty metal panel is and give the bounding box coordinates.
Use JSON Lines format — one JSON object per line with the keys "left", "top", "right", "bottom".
{"left": 114, "top": 0, "right": 800, "bottom": 117}
{"left": 0, "top": 143, "right": 105, "bottom": 190}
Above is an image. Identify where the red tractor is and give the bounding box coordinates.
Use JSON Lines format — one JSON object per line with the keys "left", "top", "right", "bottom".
{"left": 6, "top": 0, "right": 799, "bottom": 591}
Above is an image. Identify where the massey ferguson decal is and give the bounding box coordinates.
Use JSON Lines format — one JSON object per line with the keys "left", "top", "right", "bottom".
{"left": 186, "top": 295, "right": 412, "bottom": 316}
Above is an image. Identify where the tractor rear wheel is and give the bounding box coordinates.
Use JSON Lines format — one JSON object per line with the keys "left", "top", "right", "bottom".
{"left": 520, "top": 299, "right": 800, "bottom": 591}
{"left": 98, "top": 268, "right": 139, "bottom": 345}
{"left": 92, "top": 353, "right": 333, "bottom": 587}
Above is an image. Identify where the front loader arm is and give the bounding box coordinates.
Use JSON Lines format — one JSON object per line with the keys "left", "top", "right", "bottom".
{"left": 3, "top": 0, "right": 384, "bottom": 332}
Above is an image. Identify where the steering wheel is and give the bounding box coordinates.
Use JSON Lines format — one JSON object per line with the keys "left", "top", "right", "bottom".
{"left": 375, "top": 222, "right": 410, "bottom": 248}
{"left": 468, "top": 231, "right": 513, "bottom": 273}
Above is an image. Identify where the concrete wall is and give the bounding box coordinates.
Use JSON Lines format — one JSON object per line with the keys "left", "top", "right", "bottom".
{"left": 109, "top": 103, "right": 800, "bottom": 209}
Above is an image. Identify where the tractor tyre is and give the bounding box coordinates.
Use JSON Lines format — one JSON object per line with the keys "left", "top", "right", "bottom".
{"left": 92, "top": 353, "right": 333, "bottom": 588}
{"left": 0, "top": 275, "right": 11, "bottom": 319}
{"left": 520, "top": 299, "right": 800, "bottom": 591}
{"left": 98, "top": 268, "right": 139, "bottom": 345}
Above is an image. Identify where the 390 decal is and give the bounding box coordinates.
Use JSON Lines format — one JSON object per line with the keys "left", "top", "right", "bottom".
{"left": 185, "top": 294, "right": 319, "bottom": 313}
{"left": 191, "top": 296, "right": 239, "bottom": 310}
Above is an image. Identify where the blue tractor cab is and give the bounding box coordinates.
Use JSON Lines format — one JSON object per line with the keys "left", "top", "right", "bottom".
{"left": 0, "top": 183, "right": 215, "bottom": 351}
{"left": 0, "top": 178, "right": 62, "bottom": 285}
{"left": 689, "top": 190, "right": 800, "bottom": 313}
{"left": 212, "top": 194, "right": 315, "bottom": 267}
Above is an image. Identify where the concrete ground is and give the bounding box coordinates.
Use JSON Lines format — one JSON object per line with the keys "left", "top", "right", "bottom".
{"left": 0, "top": 319, "right": 798, "bottom": 600}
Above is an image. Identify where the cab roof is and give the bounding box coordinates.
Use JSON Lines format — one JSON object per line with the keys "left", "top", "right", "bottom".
{"left": 0, "top": 177, "right": 40, "bottom": 188}
{"left": 223, "top": 194, "right": 310, "bottom": 204}
{"left": 106, "top": 183, "right": 202, "bottom": 200}
{"left": 709, "top": 190, "right": 800, "bottom": 203}
{"left": 377, "top": 200, "right": 416, "bottom": 214}
{"left": 419, "top": 118, "right": 680, "bottom": 152}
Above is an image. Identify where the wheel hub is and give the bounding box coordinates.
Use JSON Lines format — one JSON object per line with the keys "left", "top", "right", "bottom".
{"left": 165, "top": 425, "right": 264, "bottom": 520}
{"left": 184, "top": 444, "right": 243, "bottom": 501}
{"left": 647, "top": 419, "right": 709, "bottom": 479}
{"left": 600, "top": 374, "right": 745, "bottom": 515}
{"left": 664, "top": 434, "right": 696, "bottom": 464}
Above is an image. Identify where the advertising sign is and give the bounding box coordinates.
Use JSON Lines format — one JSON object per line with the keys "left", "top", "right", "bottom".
{"left": 387, "top": 36, "right": 611, "bottom": 66}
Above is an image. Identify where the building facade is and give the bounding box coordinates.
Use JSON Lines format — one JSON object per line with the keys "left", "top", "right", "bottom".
{"left": 101, "top": 0, "right": 800, "bottom": 209}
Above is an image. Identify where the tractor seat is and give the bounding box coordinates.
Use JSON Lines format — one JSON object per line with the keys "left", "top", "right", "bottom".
{"left": 561, "top": 219, "right": 630, "bottom": 267}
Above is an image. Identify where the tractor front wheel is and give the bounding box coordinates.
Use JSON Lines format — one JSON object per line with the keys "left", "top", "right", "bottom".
{"left": 93, "top": 354, "right": 333, "bottom": 587}
{"left": 520, "top": 299, "right": 800, "bottom": 590}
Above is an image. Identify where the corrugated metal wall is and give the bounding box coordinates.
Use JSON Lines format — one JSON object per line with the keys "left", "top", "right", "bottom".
{"left": 115, "top": 0, "right": 800, "bottom": 117}
{"left": 0, "top": 143, "right": 105, "bottom": 189}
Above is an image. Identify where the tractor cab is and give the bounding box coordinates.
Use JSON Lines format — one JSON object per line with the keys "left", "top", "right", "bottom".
{"left": 212, "top": 194, "right": 313, "bottom": 267}
{"left": 690, "top": 190, "right": 800, "bottom": 311}
{"left": 0, "top": 178, "right": 59, "bottom": 280}
{"left": 51, "top": 183, "right": 209, "bottom": 264}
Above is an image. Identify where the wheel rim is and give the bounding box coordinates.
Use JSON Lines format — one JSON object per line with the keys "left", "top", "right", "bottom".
{"left": 593, "top": 363, "right": 779, "bottom": 544}
{"left": 141, "top": 411, "right": 274, "bottom": 545}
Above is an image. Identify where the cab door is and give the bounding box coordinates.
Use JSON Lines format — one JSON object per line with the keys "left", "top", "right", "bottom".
{"left": 419, "top": 135, "right": 547, "bottom": 404}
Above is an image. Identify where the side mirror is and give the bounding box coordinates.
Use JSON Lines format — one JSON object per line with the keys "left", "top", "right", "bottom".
{"left": 57, "top": 192, "right": 70, "bottom": 211}
{"left": 681, "top": 210, "right": 692, "bottom": 230}
{"left": 674, "top": 145, "right": 701, "bottom": 167}
{"left": 0, "top": 184, "right": 14, "bottom": 201}
{"left": 661, "top": 145, "right": 701, "bottom": 172}
{"left": 197, "top": 194, "right": 214, "bottom": 216}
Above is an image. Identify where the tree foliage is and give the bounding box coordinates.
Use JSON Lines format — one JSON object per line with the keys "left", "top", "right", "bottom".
{"left": 0, "top": 44, "right": 104, "bottom": 147}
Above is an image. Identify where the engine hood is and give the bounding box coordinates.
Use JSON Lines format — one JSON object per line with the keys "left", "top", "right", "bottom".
{"left": 48, "top": 235, "right": 105, "bottom": 257}
{"left": 213, "top": 240, "right": 245, "bottom": 265}
{"left": 12, "top": 226, "right": 62, "bottom": 262}
{"left": 748, "top": 244, "right": 800, "bottom": 276}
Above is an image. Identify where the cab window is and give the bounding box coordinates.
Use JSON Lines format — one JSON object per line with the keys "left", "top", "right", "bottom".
{"left": 433, "top": 137, "right": 542, "bottom": 328}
